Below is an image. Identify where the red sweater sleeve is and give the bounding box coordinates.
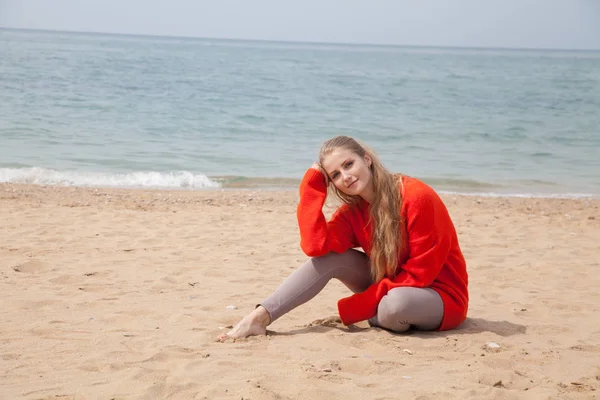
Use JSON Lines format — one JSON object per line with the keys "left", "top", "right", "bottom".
{"left": 297, "top": 169, "right": 357, "bottom": 257}
{"left": 337, "top": 181, "right": 453, "bottom": 325}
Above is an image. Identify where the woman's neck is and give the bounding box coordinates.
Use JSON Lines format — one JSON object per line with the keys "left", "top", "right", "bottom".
{"left": 360, "top": 182, "right": 375, "bottom": 204}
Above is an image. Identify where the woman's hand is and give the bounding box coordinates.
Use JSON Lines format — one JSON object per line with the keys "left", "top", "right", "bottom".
{"left": 311, "top": 162, "right": 328, "bottom": 182}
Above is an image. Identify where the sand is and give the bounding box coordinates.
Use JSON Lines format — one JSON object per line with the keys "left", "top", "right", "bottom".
{"left": 1, "top": 183, "right": 599, "bottom": 400}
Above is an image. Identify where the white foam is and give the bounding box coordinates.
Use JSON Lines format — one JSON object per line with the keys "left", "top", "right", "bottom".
{"left": 0, "top": 167, "right": 221, "bottom": 189}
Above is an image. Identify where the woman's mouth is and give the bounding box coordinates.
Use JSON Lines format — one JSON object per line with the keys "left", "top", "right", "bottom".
{"left": 347, "top": 180, "right": 357, "bottom": 189}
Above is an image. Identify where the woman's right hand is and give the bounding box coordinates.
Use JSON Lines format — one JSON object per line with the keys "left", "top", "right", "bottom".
{"left": 311, "top": 162, "right": 328, "bottom": 182}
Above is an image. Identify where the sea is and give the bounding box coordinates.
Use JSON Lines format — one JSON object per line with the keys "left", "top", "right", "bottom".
{"left": 1, "top": 28, "right": 599, "bottom": 197}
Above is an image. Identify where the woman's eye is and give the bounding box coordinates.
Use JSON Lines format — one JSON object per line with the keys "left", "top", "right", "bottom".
{"left": 331, "top": 172, "right": 339, "bottom": 179}
{"left": 346, "top": 161, "right": 353, "bottom": 168}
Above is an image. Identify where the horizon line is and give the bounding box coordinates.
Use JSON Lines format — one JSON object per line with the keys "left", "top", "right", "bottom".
{"left": 2, "top": 26, "right": 600, "bottom": 53}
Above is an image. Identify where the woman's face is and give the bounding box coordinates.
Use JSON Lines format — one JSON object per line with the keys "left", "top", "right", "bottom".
{"left": 321, "top": 147, "right": 373, "bottom": 199}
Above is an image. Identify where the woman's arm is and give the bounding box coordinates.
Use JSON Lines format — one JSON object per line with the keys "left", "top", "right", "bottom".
{"left": 297, "top": 168, "right": 357, "bottom": 257}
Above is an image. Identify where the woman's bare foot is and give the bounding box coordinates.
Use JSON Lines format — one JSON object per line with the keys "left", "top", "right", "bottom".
{"left": 218, "top": 306, "right": 271, "bottom": 341}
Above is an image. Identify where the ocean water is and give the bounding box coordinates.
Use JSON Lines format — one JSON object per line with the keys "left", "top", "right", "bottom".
{"left": 1, "top": 28, "right": 599, "bottom": 197}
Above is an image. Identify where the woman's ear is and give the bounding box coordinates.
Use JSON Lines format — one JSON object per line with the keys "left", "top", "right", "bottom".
{"left": 365, "top": 155, "right": 372, "bottom": 168}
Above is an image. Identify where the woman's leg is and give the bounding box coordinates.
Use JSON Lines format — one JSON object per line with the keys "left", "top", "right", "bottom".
{"left": 261, "top": 249, "right": 372, "bottom": 322}
{"left": 369, "top": 287, "right": 444, "bottom": 333}
{"left": 221, "top": 249, "right": 372, "bottom": 339}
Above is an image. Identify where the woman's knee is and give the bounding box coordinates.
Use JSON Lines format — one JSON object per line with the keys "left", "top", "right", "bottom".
{"left": 309, "top": 250, "right": 368, "bottom": 274}
{"left": 375, "top": 287, "right": 443, "bottom": 332}
{"left": 309, "top": 250, "right": 371, "bottom": 292}
{"left": 311, "top": 249, "right": 367, "bottom": 264}
{"left": 376, "top": 289, "right": 414, "bottom": 329}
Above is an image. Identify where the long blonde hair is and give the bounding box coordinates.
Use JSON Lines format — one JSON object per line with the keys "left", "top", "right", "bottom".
{"left": 318, "top": 136, "right": 404, "bottom": 282}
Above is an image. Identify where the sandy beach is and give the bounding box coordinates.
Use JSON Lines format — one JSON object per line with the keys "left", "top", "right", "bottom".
{"left": 1, "top": 183, "right": 599, "bottom": 400}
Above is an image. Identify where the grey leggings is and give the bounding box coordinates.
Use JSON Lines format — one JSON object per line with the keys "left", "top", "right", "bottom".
{"left": 261, "top": 249, "right": 444, "bottom": 332}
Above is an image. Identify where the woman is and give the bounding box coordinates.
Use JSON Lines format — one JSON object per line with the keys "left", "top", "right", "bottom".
{"left": 221, "top": 136, "right": 468, "bottom": 340}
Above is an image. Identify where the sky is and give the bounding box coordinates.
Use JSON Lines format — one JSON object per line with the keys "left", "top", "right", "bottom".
{"left": 1, "top": 0, "right": 599, "bottom": 50}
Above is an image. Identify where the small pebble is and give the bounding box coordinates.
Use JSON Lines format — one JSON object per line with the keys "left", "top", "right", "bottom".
{"left": 484, "top": 342, "right": 501, "bottom": 353}
{"left": 225, "top": 305, "right": 237, "bottom": 310}
{"left": 402, "top": 349, "right": 413, "bottom": 355}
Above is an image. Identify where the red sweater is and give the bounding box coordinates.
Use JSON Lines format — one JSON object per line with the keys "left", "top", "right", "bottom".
{"left": 297, "top": 169, "right": 468, "bottom": 331}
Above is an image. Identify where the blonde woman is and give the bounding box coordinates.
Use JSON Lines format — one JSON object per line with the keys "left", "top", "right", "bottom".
{"left": 221, "top": 136, "right": 468, "bottom": 339}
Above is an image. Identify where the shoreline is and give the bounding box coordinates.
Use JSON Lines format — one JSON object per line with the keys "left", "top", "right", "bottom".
{"left": 1, "top": 181, "right": 598, "bottom": 201}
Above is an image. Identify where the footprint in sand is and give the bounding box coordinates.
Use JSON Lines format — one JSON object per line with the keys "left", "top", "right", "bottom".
{"left": 12, "top": 260, "right": 47, "bottom": 273}
{"left": 307, "top": 316, "right": 343, "bottom": 327}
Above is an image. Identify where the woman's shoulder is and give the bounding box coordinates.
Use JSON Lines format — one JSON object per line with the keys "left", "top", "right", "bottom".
{"left": 400, "top": 175, "right": 435, "bottom": 194}
{"left": 400, "top": 175, "right": 444, "bottom": 209}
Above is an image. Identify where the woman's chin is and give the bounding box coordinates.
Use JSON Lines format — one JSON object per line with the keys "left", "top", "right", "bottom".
{"left": 341, "top": 185, "right": 362, "bottom": 197}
